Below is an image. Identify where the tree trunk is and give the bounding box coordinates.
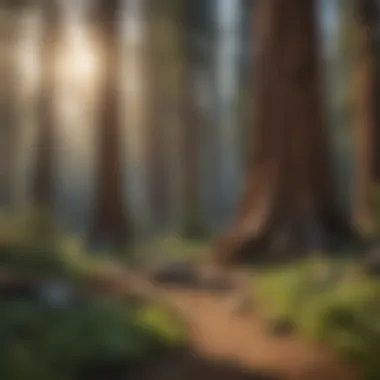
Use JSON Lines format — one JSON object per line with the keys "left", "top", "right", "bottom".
{"left": 89, "top": 0, "right": 130, "bottom": 250}
{"left": 32, "top": 0, "right": 59, "bottom": 210}
{"left": 177, "top": 2, "right": 206, "bottom": 239}
{"left": 145, "top": 5, "right": 170, "bottom": 233}
{"left": 0, "top": 9, "right": 19, "bottom": 209}
{"left": 213, "top": 0, "right": 355, "bottom": 266}
{"left": 352, "top": 0, "right": 378, "bottom": 234}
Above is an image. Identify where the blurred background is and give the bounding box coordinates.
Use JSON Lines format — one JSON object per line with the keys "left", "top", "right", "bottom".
{"left": 0, "top": 0, "right": 356, "bottom": 239}
{"left": 2, "top": 2, "right": 380, "bottom": 380}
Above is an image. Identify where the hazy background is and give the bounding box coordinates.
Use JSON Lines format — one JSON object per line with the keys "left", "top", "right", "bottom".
{"left": 1, "top": 0, "right": 354, "bottom": 237}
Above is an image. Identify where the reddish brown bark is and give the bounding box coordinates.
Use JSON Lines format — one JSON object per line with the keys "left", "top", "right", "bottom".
{"left": 145, "top": 9, "right": 170, "bottom": 232}
{"left": 89, "top": 0, "right": 129, "bottom": 249}
{"left": 32, "top": 1, "right": 59, "bottom": 209}
{"left": 0, "top": 11, "right": 18, "bottom": 208}
{"left": 352, "top": 0, "right": 378, "bottom": 233}
{"left": 213, "top": 0, "right": 354, "bottom": 266}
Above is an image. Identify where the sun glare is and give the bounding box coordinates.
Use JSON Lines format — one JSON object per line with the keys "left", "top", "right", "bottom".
{"left": 57, "top": 23, "right": 98, "bottom": 87}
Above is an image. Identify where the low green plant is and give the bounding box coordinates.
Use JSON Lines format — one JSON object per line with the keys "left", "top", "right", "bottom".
{"left": 255, "top": 259, "right": 380, "bottom": 379}
{"left": 0, "top": 297, "right": 188, "bottom": 379}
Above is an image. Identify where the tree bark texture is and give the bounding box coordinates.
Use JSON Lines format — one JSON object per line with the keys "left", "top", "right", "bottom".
{"left": 0, "top": 9, "right": 19, "bottom": 208}
{"left": 352, "top": 0, "right": 378, "bottom": 233}
{"left": 89, "top": 0, "right": 130, "bottom": 249}
{"left": 145, "top": 5, "right": 171, "bottom": 233}
{"left": 214, "top": 0, "right": 354, "bottom": 266}
{"left": 32, "top": 0, "right": 59, "bottom": 209}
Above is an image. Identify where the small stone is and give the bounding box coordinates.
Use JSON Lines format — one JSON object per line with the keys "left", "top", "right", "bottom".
{"left": 38, "top": 279, "right": 74, "bottom": 308}
{"left": 150, "top": 260, "right": 201, "bottom": 287}
{"left": 267, "top": 318, "right": 295, "bottom": 337}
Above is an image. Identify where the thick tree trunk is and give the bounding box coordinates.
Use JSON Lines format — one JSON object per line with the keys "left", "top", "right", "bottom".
{"left": 32, "top": 1, "right": 59, "bottom": 209}
{"left": 352, "top": 0, "right": 378, "bottom": 233}
{"left": 89, "top": 0, "right": 130, "bottom": 250}
{"left": 214, "top": 0, "right": 355, "bottom": 266}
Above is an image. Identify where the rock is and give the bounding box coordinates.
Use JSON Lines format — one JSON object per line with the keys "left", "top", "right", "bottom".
{"left": 267, "top": 318, "right": 295, "bottom": 337}
{"left": 38, "top": 279, "right": 75, "bottom": 308}
{"left": 150, "top": 260, "right": 201, "bottom": 287}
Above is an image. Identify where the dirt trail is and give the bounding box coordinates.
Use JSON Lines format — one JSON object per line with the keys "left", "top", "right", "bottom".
{"left": 123, "top": 270, "right": 362, "bottom": 380}
{"left": 0, "top": 267, "right": 363, "bottom": 380}
{"left": 160, "top": 289, "right": 361, "bottom": 380}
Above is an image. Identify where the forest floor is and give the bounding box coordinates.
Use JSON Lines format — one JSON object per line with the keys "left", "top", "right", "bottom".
{"left": 117, "top": 268, "right": 362, "bottom": 380}
{"left": 0, "top": 265, "right": 363, "bottom": 380}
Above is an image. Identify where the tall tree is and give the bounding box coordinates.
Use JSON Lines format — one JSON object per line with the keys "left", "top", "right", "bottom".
{"left": 145, "top": 2, "right": 171, "bottom": 233}
{"left": 178, "top": 0, "right": 206, "bottom": 238}
{"left": 89, "top": 0, "right": 130, "bottom": 250}
{"left": 32, "top": 0, "right": 59, "bottom": 211}
{"left": 213, "top": 0, "right": 355, "bottom": 265}
{"left": 0, "top": 7, "right": 19, "bottom": 209}
{"left": 350, "top": 0, "right": 379, "bottom": 234}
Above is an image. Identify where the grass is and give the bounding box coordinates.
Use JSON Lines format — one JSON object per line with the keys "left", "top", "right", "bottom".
{"left": 254, "top": 258, "right": 380, "bottom": 379}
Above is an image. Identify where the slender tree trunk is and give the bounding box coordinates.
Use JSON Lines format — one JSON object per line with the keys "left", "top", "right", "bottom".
{"left": 89, "top": 0, "right": 130, "bottom": 250}
{"left": 0, "top": 9, "right": 19, "bottom": 209}
{"left": 214, "top": 0, "right": 355, "bottom": 266}
{"left": 352, "top": 0, "right": 378, "bottom": 234}
{"left": 179, "top": 8, "right": 204, "bottom": 238}
{"left": 145, "top": 6, "right": 170, "bottom": 233}
{"left": 32, "top": 0, "right": 59, "bottom": 210}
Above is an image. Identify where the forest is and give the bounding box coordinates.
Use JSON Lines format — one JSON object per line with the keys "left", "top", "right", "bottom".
{"left": 1, "top": 0, "right": 380, "bottom": 379}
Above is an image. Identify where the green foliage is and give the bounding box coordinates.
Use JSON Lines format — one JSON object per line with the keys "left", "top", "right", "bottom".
{"left": 255, "top": 259, "right": 380, "bottom": 379}
{"left": 134, "top": 303, "right": 187, "bottom": 346}
{"left": 0, "top": 298, "right": 188, "bottom": 379}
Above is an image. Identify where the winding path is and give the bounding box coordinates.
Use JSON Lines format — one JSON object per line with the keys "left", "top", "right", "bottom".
{"left": 124, "top": 268, "right": 362, "bottom": 380}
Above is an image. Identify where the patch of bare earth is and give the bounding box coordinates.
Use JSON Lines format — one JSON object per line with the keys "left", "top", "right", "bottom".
{"left": 123, "top": 269, "right": 362, "bottom": 380}
{"left": 0, "top": 267, "right": 363, "bottom": 380}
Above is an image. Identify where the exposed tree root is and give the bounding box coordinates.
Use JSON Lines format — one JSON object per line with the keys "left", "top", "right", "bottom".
{"left": 212, "top": 211, "right": 361, "bottom": 267}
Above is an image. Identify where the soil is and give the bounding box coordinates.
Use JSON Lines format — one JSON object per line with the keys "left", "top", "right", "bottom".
{"left": 0, "top": 267, "right": 363, "bottom": 380}
{"left": 103, "top": 268, "right": 363, "bottom": 380}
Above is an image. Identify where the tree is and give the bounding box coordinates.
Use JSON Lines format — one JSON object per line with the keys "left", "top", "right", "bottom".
{"left": 89, "top": 0, "right": 130, "bottom": 250}
{"left": 213, "top": 0, "right": 355, "bottom": 266}
{"left": 32, "top": 0, "right": 59, "bottom": 211}
{"left": 145, "top": 2, "right": 171, "bottom": 234}
{"left": 179, "top": 0, "right": 206, "bottom": 238}
{"left": 0, "top": 7, "right": 19, "bottom": 209}
{"left": 350, "top": 0, "right": 379, "bottom": 234}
